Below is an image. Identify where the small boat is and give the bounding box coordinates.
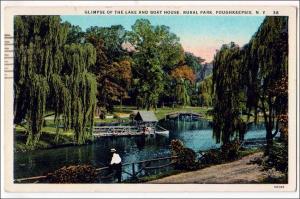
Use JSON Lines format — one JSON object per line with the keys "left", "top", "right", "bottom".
{"left": 155, "top": 125, "right": 170, "bottom": 137}
{"left": 156, "top": 130, "right": 169, "bottom": 137}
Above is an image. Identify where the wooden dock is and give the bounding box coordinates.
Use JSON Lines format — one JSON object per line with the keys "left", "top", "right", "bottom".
{"left": 93, "top": 125, "right": 169, "bottom": 137}
{"left": 93, "top": 125, "right": 155, "bottom": 137}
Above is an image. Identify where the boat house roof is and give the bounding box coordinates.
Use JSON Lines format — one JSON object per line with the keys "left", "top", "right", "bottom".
{"left": 134, "top": 111, "right": 158, "bottom": 122}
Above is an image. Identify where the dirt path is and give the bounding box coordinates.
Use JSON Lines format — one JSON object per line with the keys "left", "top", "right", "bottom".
{"left": 149, "top": 152, "right": 265, "bottom": 184}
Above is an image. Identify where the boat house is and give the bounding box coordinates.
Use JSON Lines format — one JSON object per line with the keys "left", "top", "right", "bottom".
{"left": 133, "top": 111, "right": 158, "bottom": 128}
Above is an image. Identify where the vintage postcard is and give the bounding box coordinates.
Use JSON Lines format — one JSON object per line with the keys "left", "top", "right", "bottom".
{"left": 1, "top": 1, "right": 298, "bottom": 194}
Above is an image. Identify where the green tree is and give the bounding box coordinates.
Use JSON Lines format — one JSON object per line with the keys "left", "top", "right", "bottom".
{"left": 174, "top": 79, "right": 190, "bottom": 106}
{"left": 86, "top": 25, "right": 127, "bottom": 62}
{"left": 62, "top": 43, "right": 97, "bottom": 144}
{"left": 199, "top": 75, "right": 213, "bottom": 107}
{"left": 127, "top": 19, "right": 184, "bottom": 109}
{"left": 184, "top": 52, "right": 205, "bottom": 73}
{"left": 170, "top": 65, "right": 196, "bottom": 106}
{"left": 212, "top": 16, "right": 288, "bottom": 155}
{"left": 14, "top": 16, "right": 97, "bottom": 147}
{"left": 244, "top": 16, "right": 288, "bottom": 154}
{"left": 14, "top": 16, "right": 68, "bottom": 147}
{"left": 64, "top": 21, "right": 85, "bottom": 44}
{"left": 86, "top": 28, "right": 132, "bottom": 113}
{"left": 212, "top": 42, "right": 246, "bottom": 145}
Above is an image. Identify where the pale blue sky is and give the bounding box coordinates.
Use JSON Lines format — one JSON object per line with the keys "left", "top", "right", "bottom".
{"left": 61, "top": 15, "right": 265, "bottom": 62}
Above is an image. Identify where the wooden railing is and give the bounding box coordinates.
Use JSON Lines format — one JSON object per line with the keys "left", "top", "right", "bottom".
{"left": 14, "top": 156, "right": 178, "bottom": 183}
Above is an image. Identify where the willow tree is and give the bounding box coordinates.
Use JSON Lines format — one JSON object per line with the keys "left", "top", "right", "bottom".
{"left": 56, "top": 43, "right": 96, "bottom": 144}
{"left": 14, "top": 16, "right": 68, "bottom": 147}
{"left": 14, "top": 16, "right": 97, "bottom": 147}
{"left": 244, "top": 16, "right": 288, "bottom": 154}
{"left": 199, "top": 75, "right": 213, "bottom": 107}
{"left": 212, "top": 42, "right": 246, "bottom": 144}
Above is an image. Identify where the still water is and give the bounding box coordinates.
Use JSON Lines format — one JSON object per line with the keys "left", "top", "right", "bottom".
{"left": 14, "top": 119, "right": 266, "bottom": 179}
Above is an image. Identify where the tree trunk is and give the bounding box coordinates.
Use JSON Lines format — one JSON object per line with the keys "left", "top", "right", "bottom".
{"left": 265, "top": 126, "right": 273, "bottom": 155}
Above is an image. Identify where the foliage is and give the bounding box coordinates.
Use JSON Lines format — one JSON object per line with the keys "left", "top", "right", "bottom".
{"left": 274, "top": 76, "right": 288, "bottom": 142}
{"left": 264, "top": 141, "right": 288, "bottom": 174}
{"left": 127, "top": 19, "right": 184, "bottom": 109}
{"left": 212, "top": 42, "right": 246, "bottom": 144}
{"left": 200, "top": 140, "right": 242, "bottom": 165}
{"left": 62, "top": 43, "right": 97, "bottom": 144}
{"left": 174, "top": 79, "right": 190, "bottom": 106}
{"left": 170, "top": 65, "right": 196, "bottom": 106}
{"left": 45, "top": 165, "right": 98, "bottom": 183}
{"left": 64, "top": 22, "right": 85, "bottom": 44}
{"left": 261, "top": 169, "right": 287, "bottom": 184}
{"left": 170, "top": 139, "right": 198, "bottom": 170}
{"left": 244, "top": 16, "right": 288, "bottom": 154}
{"left": 14, "top": 16, "right": 97, "bottom": 147}
{"left": 199, "top": 75, "right": 213, "bottom": 107}
{"left": 86, "top": 25, "right": 127, "bottom": 61}
{"left": 220, "top": 140, "right": 241, "bottom": 161}
{"left": 199, "top": 149, "right": 222, "bottom": 165}
{"left": 14, "top": 128, "right": 75, "bottom": 152}
{"left": 212, "top": 17, "right": 288, "bottom": 154}
{"left": 170, "top": 65, "right": 196, "bottom": 82}
{"left": 14, "top": 16, "right": 68, "bottom": 148}
{"left": 86, "top": 28, "right": 132, "bottom": 112}
{"left": 98, "top": 60, "right": 132, "bottom": 112}
{"left": 184, "top": 52, "right": 205, "bottom": 73}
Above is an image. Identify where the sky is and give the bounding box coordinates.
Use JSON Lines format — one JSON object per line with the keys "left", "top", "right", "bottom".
{"left": 61, "top": 15, "right": 265, "bottom": 62}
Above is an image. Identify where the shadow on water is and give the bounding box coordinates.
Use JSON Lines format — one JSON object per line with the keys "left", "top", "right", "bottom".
{"left": 14, "top": 118, "right": 267, "bottom": 180}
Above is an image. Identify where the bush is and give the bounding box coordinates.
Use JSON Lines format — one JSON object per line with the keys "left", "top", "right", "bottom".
{"left": 265, "top": 141, "right": 288, "bottom": 173}
{"left": 171, "top": 139, "right": 198, "bottom": 170}
{"left": 199, "top": 140, "right": 242, "bottom": 165}
{"left": 199, "top": 149, "right": 222, "bottom": 165}
{"left": 220, "top": 140, "right": 241, "bottom": 161}
{"left": 45, "top": 165, "right": 98, "bottom": 183}
{"left": 262, "top": 168, "right": 287, "bottom": 184}
{"left": 170, "top": 139, "right": 184, "bottom": 154}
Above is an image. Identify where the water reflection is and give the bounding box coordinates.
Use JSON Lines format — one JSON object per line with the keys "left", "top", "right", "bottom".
{"left": 14, "top": 119, "right": 266, "bottom": 179}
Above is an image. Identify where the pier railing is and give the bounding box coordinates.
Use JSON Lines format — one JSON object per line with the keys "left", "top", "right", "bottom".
{"left": 14, "top": 156, "right": 178, "bottom": 183}
{"left": 93, "top": 125, "right": 140, "bottom": 137}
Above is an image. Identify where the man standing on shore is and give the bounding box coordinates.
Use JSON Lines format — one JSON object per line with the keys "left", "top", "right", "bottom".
{"left": 110, "top": 148, "right": 122, "bottom": 182}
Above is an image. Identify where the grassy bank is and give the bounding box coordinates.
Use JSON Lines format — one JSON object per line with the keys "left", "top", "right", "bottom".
{"left": 15, "top": 123, "right": 76, "bottom": 152}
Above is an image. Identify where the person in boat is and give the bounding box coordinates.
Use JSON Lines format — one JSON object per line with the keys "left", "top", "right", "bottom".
{"left": 109, "top": 148, "right": 122, "bottom": 182}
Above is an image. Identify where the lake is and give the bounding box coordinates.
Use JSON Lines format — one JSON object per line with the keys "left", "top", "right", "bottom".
{"left": 14, "top": 119, "right": 267, "bottom": 180}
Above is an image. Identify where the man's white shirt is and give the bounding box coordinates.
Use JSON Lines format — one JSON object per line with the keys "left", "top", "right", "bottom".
{"left": 110, "top": 153, "right": 122, "bottom": 164}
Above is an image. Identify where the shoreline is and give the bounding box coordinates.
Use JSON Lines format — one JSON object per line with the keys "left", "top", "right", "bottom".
{"left": 147, "top": 152, "right": 286, "bottom": 184}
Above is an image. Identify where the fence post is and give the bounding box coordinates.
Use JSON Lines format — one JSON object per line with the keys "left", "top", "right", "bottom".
{"left": 143, "top": 162, "right": 148, "bottom": 176}
{"left": 132, "top": 163, "right": 136, "bottom": 179}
